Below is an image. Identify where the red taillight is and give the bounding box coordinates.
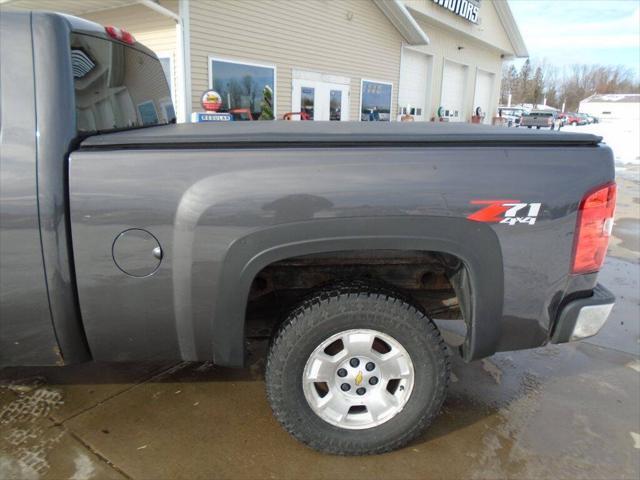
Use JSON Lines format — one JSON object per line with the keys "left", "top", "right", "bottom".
{"left": 105, "top": 25, "right": 136, "bottom": 44}
{"left": 572, "top": 182, "right": 616, "bottom": 274}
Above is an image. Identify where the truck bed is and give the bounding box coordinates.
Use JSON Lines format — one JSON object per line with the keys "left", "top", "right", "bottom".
{"left": 79, "top": 122, "right": 603, "bottom": 149}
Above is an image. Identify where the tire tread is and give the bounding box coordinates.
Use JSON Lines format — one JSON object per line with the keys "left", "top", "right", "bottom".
{"left": 265, "top": 283, "right": 451, "bottom": 455}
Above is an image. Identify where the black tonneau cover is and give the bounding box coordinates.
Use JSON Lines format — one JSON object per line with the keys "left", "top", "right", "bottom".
{"left": 80, "top": 121, "right": 603, "bottom": 149}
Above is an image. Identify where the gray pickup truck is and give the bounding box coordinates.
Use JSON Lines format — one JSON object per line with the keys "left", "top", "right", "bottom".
{"left": 1, "top": 12, "right": 617, "bottom": 455}
{"left": 520, "top": 110, "right": 558, "bottom": 129}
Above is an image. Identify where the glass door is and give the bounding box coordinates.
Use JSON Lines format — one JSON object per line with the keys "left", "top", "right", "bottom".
{"left": 328, "top": 84, "right": 349, "bottom": 121}
{"left": 292, "top": 79, "right": 349, "bottom": 121}
{"left": 300, "top": 87, "right": 315, "bottom": 120}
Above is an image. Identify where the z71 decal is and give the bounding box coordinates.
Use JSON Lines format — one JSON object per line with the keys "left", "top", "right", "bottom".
{"left": 468, "top": 200, "right": 542, "bottom": 225}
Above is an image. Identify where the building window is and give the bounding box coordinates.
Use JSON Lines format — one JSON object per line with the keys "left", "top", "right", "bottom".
{"left": 209, "top": 57, "right": 275, "bottom": 120}
{"left": 157, "top": 53, "right": 174, "bottom": 102}
{"left": 360, "top": 80, "right": 393, "bottom": 121}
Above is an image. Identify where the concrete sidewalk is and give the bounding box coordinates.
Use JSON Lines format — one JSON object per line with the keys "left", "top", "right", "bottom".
{"left": 1, "top": 327, "right": 638, "bottom": 479}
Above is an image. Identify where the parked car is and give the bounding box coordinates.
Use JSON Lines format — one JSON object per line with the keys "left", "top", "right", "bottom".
{"left": 580, "top": 113, "right": 595, "bottom": 124}
{"left": 519, "top": 110, "right": 557, "bottom": 129}
{"left": 564, "top": 112, "right": 586, "bottom": 126}
{"left": 1, "top": 12, "right": 617, "bottom": 455}
{"left": 497, "top": 106, "right": 526, "bottom": 127}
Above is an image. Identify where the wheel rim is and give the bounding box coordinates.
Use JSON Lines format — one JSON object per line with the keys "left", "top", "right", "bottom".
{"left": 302, "top": 329, "right": 415, "bottom": 430}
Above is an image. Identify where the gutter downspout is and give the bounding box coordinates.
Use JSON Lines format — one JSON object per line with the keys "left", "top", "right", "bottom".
{"left": 138, "top": 0, "right": 191, "bottom": 123}
{"left": 139, "top": 0, "right": 179, "bottom": 21}
{"left": 393, "top": 0, "right": 430, "bottom": 45}
{"left": 373, "top": 0, "right": 430, "bottom": 45}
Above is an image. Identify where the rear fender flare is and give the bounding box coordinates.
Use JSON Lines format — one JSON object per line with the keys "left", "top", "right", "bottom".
{"left": 212, "top": 216, "right": 503, "bottom": 366}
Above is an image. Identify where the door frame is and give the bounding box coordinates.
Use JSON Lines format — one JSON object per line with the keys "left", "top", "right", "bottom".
{"left": 291, "top": 71, "right": 351, "bottom": 121}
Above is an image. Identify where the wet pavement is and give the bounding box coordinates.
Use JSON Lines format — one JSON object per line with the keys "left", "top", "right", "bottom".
{"left": 1, "top": 173, "right": 639, "bottom": 480}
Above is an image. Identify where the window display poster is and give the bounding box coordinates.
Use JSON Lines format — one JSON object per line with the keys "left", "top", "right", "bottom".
{"left": 361, "top": 81, "right": 392, "bottom": 121}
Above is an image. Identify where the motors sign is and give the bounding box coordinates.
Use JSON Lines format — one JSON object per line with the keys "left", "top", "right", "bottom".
{"left": 432, "top": 0, "right": 479, "bottom": 24}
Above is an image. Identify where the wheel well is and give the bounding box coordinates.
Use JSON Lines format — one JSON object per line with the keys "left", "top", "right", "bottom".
{"left": 245, "top": 250, "right": 470, "bottom": 345}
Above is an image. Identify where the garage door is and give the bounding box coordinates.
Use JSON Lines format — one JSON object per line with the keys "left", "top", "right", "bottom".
{"left": 473, "top": 70, "right": 494, "bottom": 124}
{"left": 440, "top": 60, "right": 467, "bottom": 122}
{"left": 398, "top": 48, "right": 429, "bottom": 120}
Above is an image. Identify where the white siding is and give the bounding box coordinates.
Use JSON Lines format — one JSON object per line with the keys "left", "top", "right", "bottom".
{"left": 188, "top": 0, "right": 404, "bottom": 120}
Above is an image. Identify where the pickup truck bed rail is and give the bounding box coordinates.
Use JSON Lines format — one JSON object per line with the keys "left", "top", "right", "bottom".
{"left": 79, "top": 122, "right": 603, "bottom": 150}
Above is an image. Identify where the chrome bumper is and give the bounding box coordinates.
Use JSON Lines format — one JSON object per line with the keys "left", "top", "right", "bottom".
{"left": 551, "top": 284, "right": 615, "bottom": 343}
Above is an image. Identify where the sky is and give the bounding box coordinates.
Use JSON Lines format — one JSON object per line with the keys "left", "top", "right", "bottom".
{"left": 508, "top": 0, "right": 640, "bottom": 76}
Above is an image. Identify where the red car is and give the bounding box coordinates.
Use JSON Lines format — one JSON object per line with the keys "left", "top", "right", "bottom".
{"left": 561, "top": 112, "right": 585, "bottom": 126}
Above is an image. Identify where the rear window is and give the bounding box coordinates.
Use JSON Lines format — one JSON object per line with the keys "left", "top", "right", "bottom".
{"left": 71, "top": 33, "right": 175, "bottom": 133}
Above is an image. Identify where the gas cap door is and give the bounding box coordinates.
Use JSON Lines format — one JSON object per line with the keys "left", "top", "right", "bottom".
{"left": 112, "top": 228, "right": 162, "bottom": 277}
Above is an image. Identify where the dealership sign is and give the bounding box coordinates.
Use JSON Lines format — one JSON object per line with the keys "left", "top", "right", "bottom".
{"left": 432, "top": 0, "right": 479, "bottom": 24}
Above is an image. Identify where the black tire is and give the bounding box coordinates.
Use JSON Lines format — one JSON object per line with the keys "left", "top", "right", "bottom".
{"left": 265, "top": 285, "right": 450, "bottom": 455}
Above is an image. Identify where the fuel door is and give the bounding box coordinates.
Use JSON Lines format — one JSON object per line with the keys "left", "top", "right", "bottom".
{"left": 112, "top": 228, "right": 162, "bottom": 277}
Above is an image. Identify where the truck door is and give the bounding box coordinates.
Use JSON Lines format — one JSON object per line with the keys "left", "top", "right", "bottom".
{"left": 0, "top": 12, "right": 61, "bottom": 365}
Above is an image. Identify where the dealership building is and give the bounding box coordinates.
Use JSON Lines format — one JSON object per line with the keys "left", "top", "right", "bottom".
{"left": 5, "top": 0, "right": 527, "bottom": 124}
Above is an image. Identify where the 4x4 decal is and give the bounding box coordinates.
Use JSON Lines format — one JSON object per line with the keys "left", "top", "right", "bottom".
{"left": 468, "top": 200, "right": 542, "bottom": 225}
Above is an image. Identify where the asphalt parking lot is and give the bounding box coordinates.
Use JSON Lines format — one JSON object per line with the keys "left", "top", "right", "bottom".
{"left": 1, "top": 169, "right": 639, "bottom": 480}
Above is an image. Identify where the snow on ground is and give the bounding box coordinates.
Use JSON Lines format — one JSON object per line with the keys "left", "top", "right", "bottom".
{"left": 562, "top": 119, "right": 640, "bottom": 166}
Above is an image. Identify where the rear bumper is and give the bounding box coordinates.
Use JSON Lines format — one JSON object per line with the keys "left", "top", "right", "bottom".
{"left": 551, "top": 284, "right": 615, "bottom": 343}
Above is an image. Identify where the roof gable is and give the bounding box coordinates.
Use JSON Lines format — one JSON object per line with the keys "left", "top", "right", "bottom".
{"left": 582, "top": 94, "right": 640, "bottom": 104}
{"left": 374, "top": 0, "right": 430, "bottom": 45}
{"left": 403, "top": 0, "right": 527, "bottom": 57}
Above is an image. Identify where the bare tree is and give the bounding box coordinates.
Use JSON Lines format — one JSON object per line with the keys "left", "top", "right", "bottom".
{"left": 558, "top": 64, "right": 638, "bottom": 110}
{"left": 502, "top": 59, "right": 639, "bottom": 111}
{"left": 519, "top": 59, "right": 532, "bottom": 104}
{"left": 500, "top": 63, "right": 518, "bottom": 104}
{"left": 532, "top": 66, "right": 544, "bottom": 106}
